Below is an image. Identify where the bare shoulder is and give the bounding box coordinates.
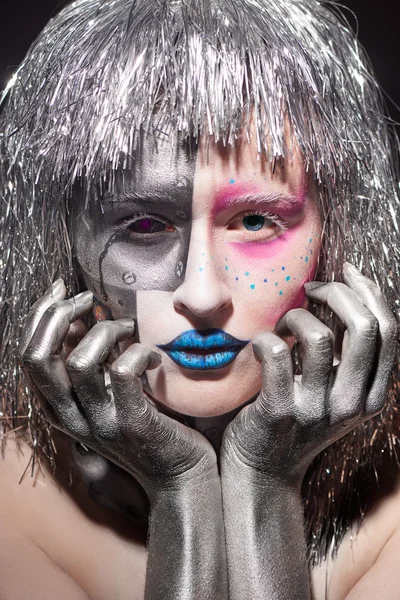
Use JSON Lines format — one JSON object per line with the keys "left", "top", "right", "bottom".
{"left": 311, "top": 471, "right": 400, "bottom": 600}
{"left": 0, "top": 436, "right": 147, "bottom": 600}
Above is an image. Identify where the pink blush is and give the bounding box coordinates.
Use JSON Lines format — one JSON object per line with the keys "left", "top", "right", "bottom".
{"left": 266, "top": 282, "right": 311, "bottom": 327}
{"left": 228, "top": 229, "right": 297, "bottom": 259}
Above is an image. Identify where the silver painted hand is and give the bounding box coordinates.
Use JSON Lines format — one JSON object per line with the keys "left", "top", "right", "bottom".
{"left": 220, "top": 263, "right": 398, "bottom": 600}
{"left": 19, "top": 282, "right": 216, "bottom": 494}
{"left": 19, "top": 281, "right": 227, "bottom": 600}
{"left": 222, "top": 263, "right": 397, "bottom": 484}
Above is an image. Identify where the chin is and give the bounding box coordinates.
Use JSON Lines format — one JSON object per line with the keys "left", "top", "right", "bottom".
{"left": 146, "top": 370, "right": 262, "bottom": 418}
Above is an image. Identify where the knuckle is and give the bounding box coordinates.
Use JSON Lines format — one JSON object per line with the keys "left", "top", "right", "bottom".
{"left": 92, "top": 321, "right": 112, "bottom": 333}
{"left": 44, "top": 300, "right": 68, "bottom": 320}
{"left": 65, "top": 353, "right": 92, "bottom": 374}
{"left": 22, "top": 348, "right": 46, "bottom": 370}
{"left": 110, "top": 362, "right": 131, "bottom": 379}
{"left": 354, "top": 314, "right": 379, "bottom": 339}
{"left": 270, "top": 341, "right": 290, "bottom": 359}
{"left": 308, "top": 329, "right": 334, "bottom": 349}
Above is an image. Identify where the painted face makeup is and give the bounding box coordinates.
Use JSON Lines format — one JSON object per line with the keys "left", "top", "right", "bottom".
{"left": 73, "top": 132, "right": 322, "bottom": 417}
{"left": 157, "top": 329, "right": 250, "bottom": 370}
{"left": 73, "top": 134, "right": 196, "bottom": 322}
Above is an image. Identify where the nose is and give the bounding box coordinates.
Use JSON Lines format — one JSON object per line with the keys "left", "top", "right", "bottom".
{"left": 172, "top": 240, "right": 232, "bottom": 318}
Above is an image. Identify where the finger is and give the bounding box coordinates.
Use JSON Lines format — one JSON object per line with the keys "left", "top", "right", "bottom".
{"left": 109, "top": 343, "right": 162, "bottom": 424}
{"left": 304, "top": 281, "right": 379, "bottom": 422}
{"left": 26, "top": 291, "right": 94, "bottom": 358}
{"left": 252, "top": 332, "right": 294, "bottom": 418}
{"left": 276, "top": 309, "right": 333, "bottom": 417}
{"left": 18, "top": 279, "right": 66, "bottom": 360}
{"left": 22, "top": 291, "right": 94, "bottom": 437}
{"left": 343, "top": 262, "right": 398, "bottom": 412}
{"left": 61, "top": 319, "right": 89, "bottom": 360}
{"left": 23, "top": 369, "right": 62, "bottom": 430}
{"left": 65, "top": 319, "right": 135, "bottom": 438}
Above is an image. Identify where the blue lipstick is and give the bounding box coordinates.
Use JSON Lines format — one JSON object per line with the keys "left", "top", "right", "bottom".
{"left": 157, "top": 329, "right": 249, "bottom": 370}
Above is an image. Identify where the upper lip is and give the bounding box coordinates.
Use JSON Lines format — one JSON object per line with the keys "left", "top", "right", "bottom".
{"left": 157, "top": 329, "right": 249, "bottom": 353}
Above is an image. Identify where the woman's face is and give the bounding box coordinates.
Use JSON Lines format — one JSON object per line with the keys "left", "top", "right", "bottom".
{"left": 73, "top": 132, "right": 321, "bottom": 416}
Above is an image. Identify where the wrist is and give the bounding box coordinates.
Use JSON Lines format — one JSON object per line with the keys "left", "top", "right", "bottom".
{"left": 221, "top": 449, "right": 303, "bottom": 495}
{"left": 147, "top": 466, "right": 221, "bottom": 505}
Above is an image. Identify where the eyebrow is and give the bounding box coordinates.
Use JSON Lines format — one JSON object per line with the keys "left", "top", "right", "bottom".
{"left": 213, "top": 190, "right": 305, "bottom": 214}
{"left": 101, "top": 189, "right": 186, "bottom": 206}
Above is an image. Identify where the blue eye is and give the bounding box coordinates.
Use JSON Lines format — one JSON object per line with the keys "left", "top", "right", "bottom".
{"left": 243, "top": 215, "right": 265, "bottom": 231}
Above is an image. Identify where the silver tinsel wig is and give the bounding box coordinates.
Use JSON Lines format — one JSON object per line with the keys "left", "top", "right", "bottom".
{"left": 0, "top": 0, "right": 399, "bottom": 563}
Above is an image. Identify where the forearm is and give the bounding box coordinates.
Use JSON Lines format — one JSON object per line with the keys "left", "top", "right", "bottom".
{"left": 145, "top": 474, "right": 228, "bottom": 600}
{"left": 222, "top": 461, "right": 310, "bottom": 600}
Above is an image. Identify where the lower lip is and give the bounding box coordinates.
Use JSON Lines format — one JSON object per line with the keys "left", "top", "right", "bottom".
{"left": 163, "top": 347, "right": 243, "bottom": 369}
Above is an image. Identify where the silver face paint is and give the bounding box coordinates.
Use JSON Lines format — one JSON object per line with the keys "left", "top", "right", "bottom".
{"left": 122, "top": 271, "right": 137, "bottom": 285}
{"left": 72, "top": 135, "right": 196, "bottom": 321}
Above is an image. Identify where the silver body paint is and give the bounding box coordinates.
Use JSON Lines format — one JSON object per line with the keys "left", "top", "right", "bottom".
{"left": 73, "top": 137, "right": 196, "bottom": 321}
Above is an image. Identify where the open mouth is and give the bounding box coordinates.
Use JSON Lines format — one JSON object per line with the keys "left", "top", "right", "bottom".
{"left": 157, "top": 329, "right": 249, "bottom": 370}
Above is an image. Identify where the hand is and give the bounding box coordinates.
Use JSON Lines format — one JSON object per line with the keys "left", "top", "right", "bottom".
{"left": 18, "top": 281, "right": 217, "bottom": 498}
{"left": 221, "top": 263, "right": 398, "bottom": 486}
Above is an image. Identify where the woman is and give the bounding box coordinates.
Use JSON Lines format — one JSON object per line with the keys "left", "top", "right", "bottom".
{"left": 0, "top": 0, "right": 399, "bottom": 598}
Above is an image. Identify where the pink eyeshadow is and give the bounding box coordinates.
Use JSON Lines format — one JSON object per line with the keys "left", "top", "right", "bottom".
{"left": 212, "top": 184, "right": 306, "bottom": 219}
{"left": 228, "top": 228, "right": 297, "bottom": 259}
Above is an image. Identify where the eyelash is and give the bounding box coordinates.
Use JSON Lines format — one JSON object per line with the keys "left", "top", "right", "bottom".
{"left": 228, "top": 209, "right": 288, "bottom": 232}
{"left": 117, "top": 212, "right": 173, "bottom": 232}
{"left": 115, "top": 209, "right": 288, "bottom": 237}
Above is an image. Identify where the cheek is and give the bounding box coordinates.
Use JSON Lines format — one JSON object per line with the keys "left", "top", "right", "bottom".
{"left": 76, "top": 234, "right": 192, "bottom": 317}
{"left": 226, "top": 226, "right": 319, "bottom": 330}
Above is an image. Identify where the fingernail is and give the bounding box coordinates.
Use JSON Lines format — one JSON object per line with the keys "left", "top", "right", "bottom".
{"left": 74, "top": 291, "right": 94, "bottom": 305}
{"left": 118, "top": 317, "right": 135, "bottom": 330}
{"left": 343, "top": 262, "right": 361, "bottom": 276}
{"left": 46, "top": 278, "right": 64, "bottom": 295}
{"left": 304, "top": 281, "right": 324, "bottom": 291}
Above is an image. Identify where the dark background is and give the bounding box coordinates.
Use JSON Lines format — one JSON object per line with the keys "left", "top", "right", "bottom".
{"left": 0, "top": 0, "right": 398, "bottom": 121}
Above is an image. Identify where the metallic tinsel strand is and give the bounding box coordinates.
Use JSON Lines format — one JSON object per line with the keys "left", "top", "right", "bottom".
{"left": 0, "top": 0, "right": 399, "bottom": 564}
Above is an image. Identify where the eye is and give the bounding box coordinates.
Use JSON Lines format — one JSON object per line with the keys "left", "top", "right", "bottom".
{"left": 128, "top": 216, "right": 174, "bottom": 234}
{"left": 227, "top": 210, "right": 287, "bottom": 240}
{"left": 242, "top": 215, "right": 266, "bottom": 231}
{"left": 122, "top": 213, "right": 176, "bottom": 236}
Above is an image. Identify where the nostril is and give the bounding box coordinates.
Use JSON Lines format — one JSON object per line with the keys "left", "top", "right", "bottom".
{"left": 172, "top": 283, "right": 232, "bottom": 318}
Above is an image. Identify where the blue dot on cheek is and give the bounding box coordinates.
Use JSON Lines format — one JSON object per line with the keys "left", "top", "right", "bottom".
{"left": 286, "top": 275, "right": 291, "bottom": 281}
{"left": 199, "top": 267, "right": 203, "bottom": 271}
{"left": 250, "top": 284, "right": 255, "bottom": 290}
{"left": 229, "top": 179, "right": 235, "bottom": 184}
{"left": 245, "top": 271, "right": 250, "bottom": 276}
{"left": 236, "top": 277, "right": 239, "bottom": 281}
{"left": 279, "top": 291, "right": 283, "bottom": 296}
{"left": 305, "top": 256, "right": 309, "bottom": 263}
{"left": 225, "top": 266, "right": 229, "bottom": 271}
